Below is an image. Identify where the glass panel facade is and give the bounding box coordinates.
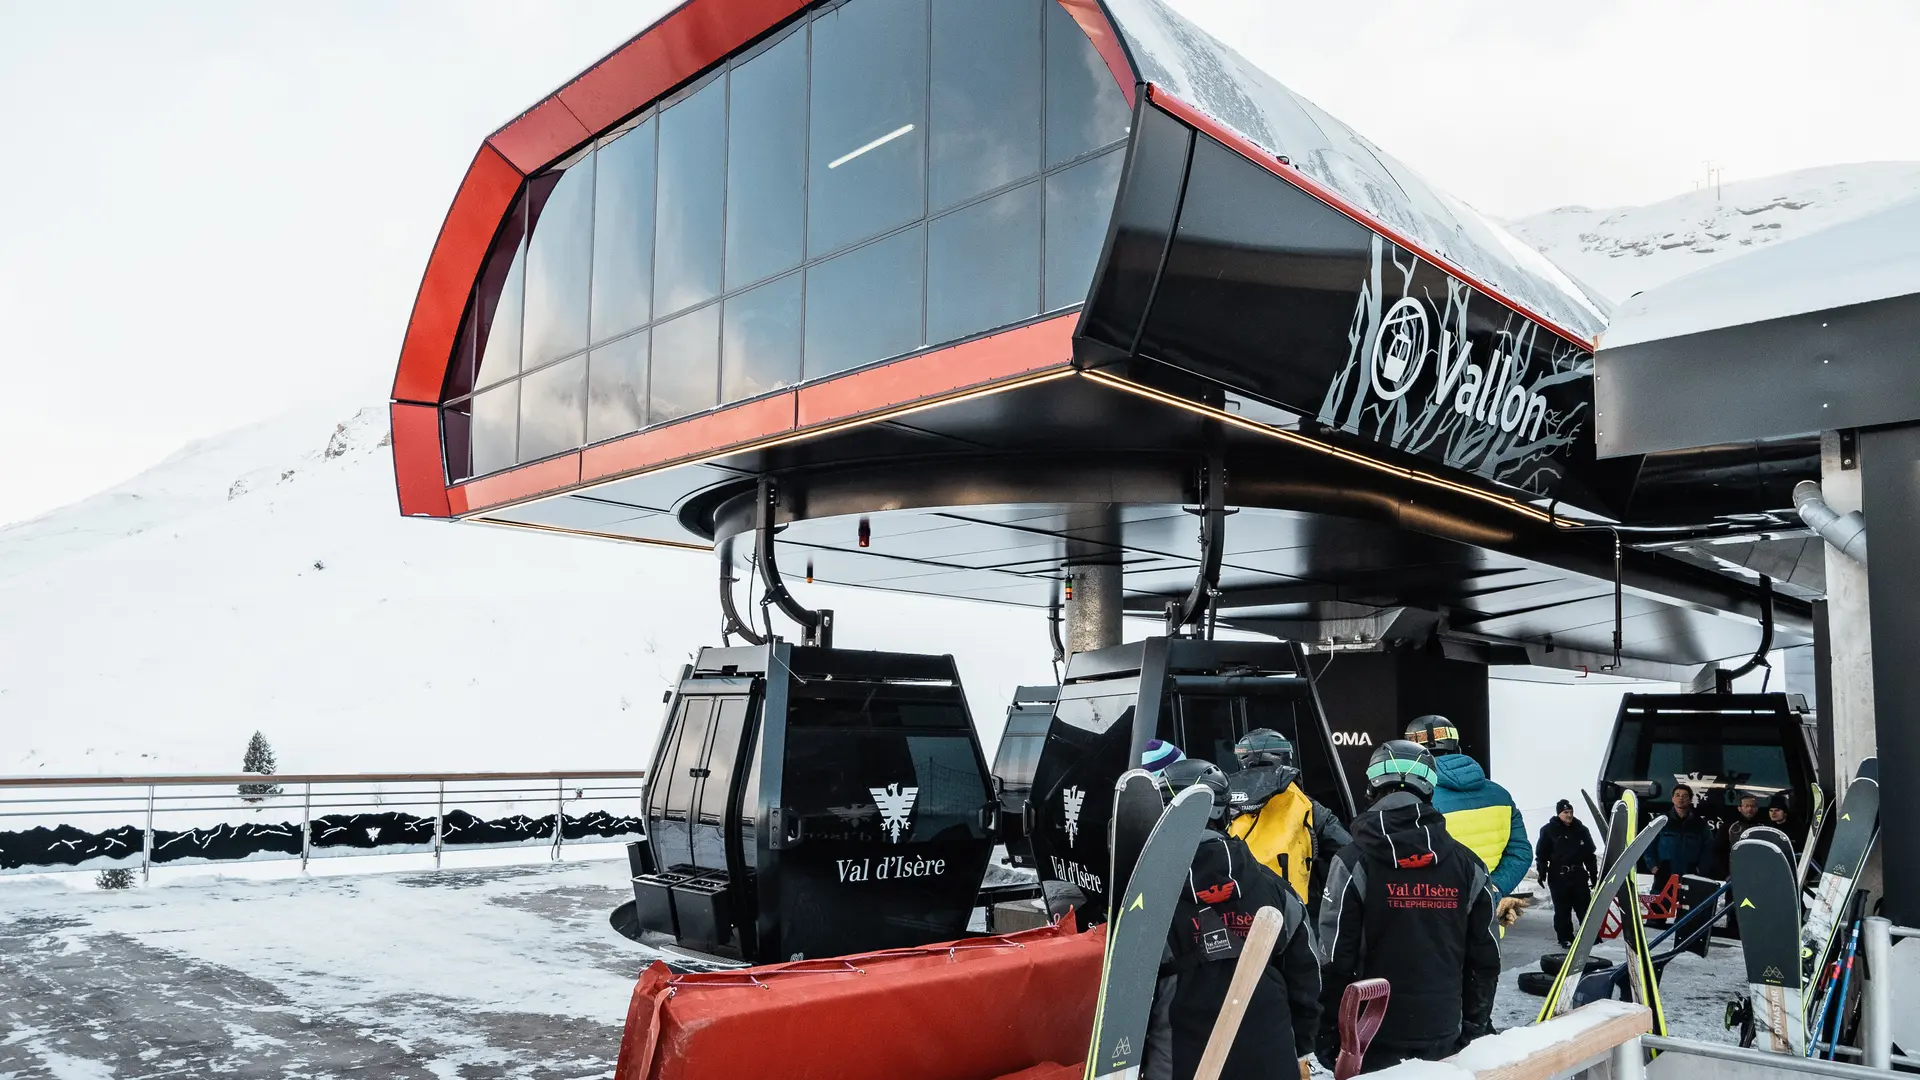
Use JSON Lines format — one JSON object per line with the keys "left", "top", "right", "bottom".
{"left": 928, "top": 182, "right": 1039, "bottom": 345}
{"left": 723, "top": 273, "right": 804, "bottom": 402}
{"left": 518, "top": 355, "right": 587, "bottom": 463}
{"left": 650, "top": 303, "right": 721, "bottom": 424}
{"left": 587, "top": 330, "right": 650, "bottom": 445}
{"left": 930, "top": 0, "right": 1042, "bottom": 212}
{"left": 655, "top": 77, "right": 728, "bottom": 318}
{"left": 726, "top": 30, "right": 808, "bottom": 291}
{"left": 591, "top": 121, "right": 657, "bottom": 344}
{"left": 807, "top": 0, "right": 928, "bottom": 259}
{"left": 806, "top": 227, "right": 925, "bottom": 380}
{"left": 446, "top": 0, "right": 1130, "bottom": 480}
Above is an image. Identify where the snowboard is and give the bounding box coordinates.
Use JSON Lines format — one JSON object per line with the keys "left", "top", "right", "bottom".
{"left": 1109, "top": 769, "right": 1163, "bottom": 925}
{"left": 1730, "top": 836, "right": 1805, "bottom": 1054}
{"left": 1800, "top": 770, "right": 1879, "bottom": 1002}
{"left": 1536, "top": 802, "right": 1666, "bottom": 1021}
{"left": 1085, "top": 783, "right": 1213, "bottom": 1080}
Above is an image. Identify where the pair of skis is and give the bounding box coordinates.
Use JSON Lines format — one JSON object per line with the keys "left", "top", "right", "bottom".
{"left": 1727, "top": 763, "right": 1879, "bottom": 1055}
{"left": 1534, "top": 796, "right": 1668, "bottom": 1022}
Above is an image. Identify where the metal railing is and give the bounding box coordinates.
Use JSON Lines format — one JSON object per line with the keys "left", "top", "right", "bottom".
{"left": 0, "top": 770, "right": 647, "bottom": 879}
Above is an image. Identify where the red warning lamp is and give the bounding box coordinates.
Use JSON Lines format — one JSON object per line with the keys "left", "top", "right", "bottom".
{"left": 857, "top": 518, "right": 871, "bottom": 548}
{"left": 805, "top": 558, "right": 815, "bottom": 584}
{"left": 1064, "top": 574, "right": 1074, "bottom": 602}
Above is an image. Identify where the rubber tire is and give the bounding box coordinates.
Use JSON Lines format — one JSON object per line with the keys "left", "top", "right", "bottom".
{"left": 1538, "top": 952, "right": 1613, "bottom": 975}
{"left": 1517, "top": 970, "right": 1556, "bottom": 997}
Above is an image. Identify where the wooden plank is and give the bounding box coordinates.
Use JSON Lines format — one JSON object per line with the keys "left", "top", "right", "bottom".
{"left": 1453, "top": 1003, "right": 1651, "bottom": 1080}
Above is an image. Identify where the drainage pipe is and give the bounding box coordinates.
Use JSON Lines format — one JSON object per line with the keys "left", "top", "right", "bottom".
{"left": 1796, "top": 480, "right": 1868, "bottom": 566}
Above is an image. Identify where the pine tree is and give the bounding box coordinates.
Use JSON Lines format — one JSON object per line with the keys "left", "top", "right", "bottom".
{"left": 238, "top": 731, "right": 283, "bottom": 798}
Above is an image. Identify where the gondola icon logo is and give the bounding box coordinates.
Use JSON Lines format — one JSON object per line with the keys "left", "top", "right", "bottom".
{"left": 1369, "top": 297, "right": 1429, "bottom": 401}
{"left": 870, "top": 783, "right": 919, "bottom": 843}
{"left": 1062, "top": 786, "right": 1086, "bottom": 845}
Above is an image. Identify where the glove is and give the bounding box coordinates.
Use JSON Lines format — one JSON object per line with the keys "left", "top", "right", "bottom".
{"left": 1497, "top": 896, "right": 1528, "bottom": 927}
{"left": 1315, "top": 1027, "right": 1338, "bottom": 1071}
{"left": 1456, "top": 1022, "right": 1496, "bottom": 1052}
{"left": 1298, "top": 1058, "right": 1313, "bottom": 1080}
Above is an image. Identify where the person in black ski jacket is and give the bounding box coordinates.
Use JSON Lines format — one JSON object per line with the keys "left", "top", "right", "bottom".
{"left": 1317, "top": 741, "right": 1502, "bottom": 1072}
{"left": 1534, "top": 800, "right": 1598, "bottom": 948}
{"left": 1146, "top": 759, "right": 1321, "bottom": 1080}
{"left": 1642, "top": 783, "right": 1714, "bottom": 890}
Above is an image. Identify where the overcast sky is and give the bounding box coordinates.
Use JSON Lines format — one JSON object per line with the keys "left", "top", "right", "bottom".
{"left": 2, "top": 0, "right": 1917, "bottom": 526}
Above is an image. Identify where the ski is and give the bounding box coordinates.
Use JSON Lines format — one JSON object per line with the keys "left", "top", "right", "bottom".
{"left": 1109, "top": 769, "right": 1163, "bottom": 925}
{"left": 1795, "top": 783, "right": 1827, "bottom": 887}
{"left": 1806, "top": 893, "right": 1865, "bottom": 1059}
{"left": 1800, "top": 771, "right": 1879, "bottom": 1004}
{"left": 1536, "top": 802, "right": 1666, "bottom": 1021}
{"left": 1581, "top": 789, "right": 1609, "bottom": 850}
{"left": 1616, "top": 791, "right": 1666, "bottom": 1040}
{"left": 1744, "top": 824, "right": 1797, "bottom": 868}
{"left": 1191, "top": 905, "right": 1283, "bottom": 1080}
{"left": 1085, "top": 782, "right": 1213, "bottom": 1080}
{"left": 1730, "top": 836, "right": 1805, "bottom": 1054}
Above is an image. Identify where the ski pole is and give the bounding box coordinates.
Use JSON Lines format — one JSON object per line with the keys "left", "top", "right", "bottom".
{"left": 1827, "top": 913, "right": 1865, "bottom": 1060}
{"left": 1807, "top": 955, "right": 1843, "bottom": 1058}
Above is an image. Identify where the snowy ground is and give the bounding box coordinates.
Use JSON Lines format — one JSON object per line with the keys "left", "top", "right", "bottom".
{"left": 0, "top": 855, "right": 1750, "bottom": 1079}
{"left": 0, "top": 857, "right": 653, "bottom": 1079}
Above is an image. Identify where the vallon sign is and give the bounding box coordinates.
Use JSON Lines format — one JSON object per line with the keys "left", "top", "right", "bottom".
{"left": 1318, "top": 235, "right": 1595, "bottom": 499}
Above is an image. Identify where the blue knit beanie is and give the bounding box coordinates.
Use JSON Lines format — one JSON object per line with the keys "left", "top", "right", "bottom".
{"left": 1141, "top": 739, "right": 1185, "bottom": 775}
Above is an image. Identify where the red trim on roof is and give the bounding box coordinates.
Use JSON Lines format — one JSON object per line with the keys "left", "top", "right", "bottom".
{"left": 795, "top": 316, "right": 1075, "bottom": 428}
{"left": 1057, "top": 0, "right": 1137, "bottom": 105}
{"left": 390, "top": 404, "right": 452, "bottom": 518}
{"left": 1145, "top": 85, "right": 1597, "bottom": 352}
{"left": 449, "top": 453, "right": 584, "bottom": 517}
{"left": 392, "top": 145, "right": 524, "bottom": 405}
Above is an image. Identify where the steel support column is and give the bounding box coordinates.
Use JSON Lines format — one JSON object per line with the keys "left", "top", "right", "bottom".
{"left": 1860, "top": 425, "right": 1919, "bottom": 920}
{"left": 1063, "top": 505, "right": 1123, "bottom": 655}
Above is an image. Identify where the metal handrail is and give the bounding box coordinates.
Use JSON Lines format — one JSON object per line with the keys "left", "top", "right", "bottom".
{"left": 1644, "top": 1036, "right": 1902, "bottom": 1077}
{"left": 0, "top": 769, "right": 647, "bottom": 788}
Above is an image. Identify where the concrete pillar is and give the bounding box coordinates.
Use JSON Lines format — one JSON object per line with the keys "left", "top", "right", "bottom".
{"left": 1822, "top": 431, "right": 1876, "bottom": 788}
{"left": 1859, "top": 426, "right": 1917, "bottom": 918}
{"left": 1064, "top": 505, "right": 1123, "bottom": 655}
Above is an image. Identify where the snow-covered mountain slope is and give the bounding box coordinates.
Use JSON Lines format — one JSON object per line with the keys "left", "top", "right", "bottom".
{"left": 0, "top": 407, "right": 1056, "bottom": 777}
{"left": 1508, "top": 161, "right": 1920, "bottom": 303}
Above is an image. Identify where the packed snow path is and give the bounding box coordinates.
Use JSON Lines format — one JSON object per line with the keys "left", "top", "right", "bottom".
{"left": 0, "top": 862, "right": 652, "bottom": 1079}
{"left": 0, "top": 863, "right": 1748, "bottom": 1077}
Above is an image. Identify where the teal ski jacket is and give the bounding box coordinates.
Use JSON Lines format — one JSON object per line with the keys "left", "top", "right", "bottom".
{"left": 1431, "top": 754, "right": 1530, "bottom": 898}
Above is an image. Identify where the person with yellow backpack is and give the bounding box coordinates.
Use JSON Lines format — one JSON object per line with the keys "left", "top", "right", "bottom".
{"left": 1224, "top": 729, "right": 1350, "bottom": 911}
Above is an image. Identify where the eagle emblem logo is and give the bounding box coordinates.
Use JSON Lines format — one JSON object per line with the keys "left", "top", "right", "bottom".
{"left": 870, "top": 783, "right": 919, "bottom": 844}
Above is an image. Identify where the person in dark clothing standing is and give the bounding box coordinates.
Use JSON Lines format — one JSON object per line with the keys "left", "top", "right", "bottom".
{"left": 1768, "top": 792, "right": 1791, "bottom": 830}
{"left": 1643, "top": 783, "right": 1714, "bottom": 892}
{"left": 1534, "top": 799, "right": 1598, "bottom": 948}
{"left": 1146, "top": 759, "right": 1322, "bottom": 1080}
{"left": 1317, "top": 740, "right": 1502, "bottom": 1072}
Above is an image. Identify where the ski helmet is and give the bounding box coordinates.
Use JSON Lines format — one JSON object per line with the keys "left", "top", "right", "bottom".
{"left": 1366, "top": 739, "right": 1439, "bottom": 799}
{"left": 1158, "top": 758, "right": 1231, "bottom": 822}
{"left": 1404, "top": 714, "right": 1460, "bottom": 756}
{"left": 1141, "top": 739, "right": 1185, "bottom": 775}
{"left": 1233, "top": 728, "right": 1295, "bottom": 769}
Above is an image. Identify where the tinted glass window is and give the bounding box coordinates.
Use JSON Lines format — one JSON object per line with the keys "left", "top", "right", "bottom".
{"left": 1051, "top": 684, "right": 1138, "bottom": 735}
{"left": 1045, "top": 145, "right": 1124, "bottom": 310}
{"left": 699, "top": 696, "right": 750, "bottom": 823}
{"left": 930, "top": 0, "right": 1042, "bottom": 212}
{"left": 665, "top": 697, "right": 716, "bottom": 816}
{"left": 475, "top": 240, "right": 525, "bottom": 389}
{"left": 805, "top": 227, "right": 925, "bottom": 379}
{"left": 723, "top": 272, "right": 803, "bottom": 401}
{"left": 1045, "top": 1, "right": 1129, "bottom": 167}
{"left": 726, "top": 30, "right": 808, "bottom": 290}
{"left": 517, "top": 355, "right": 586, "bottom": 462}
{"left": 808, "top": 0, "right": 928, "bottom": 257}
{"left": 442, "top": 399, "right": 472, "bottom": 481}
{"left": 655, "top": 77, "right": 727, "bottom": 317}
{"left": 927, "top": 181, "right": 1039, "bottom": 344}
{"left": 591, "top": 121, "right": 656, "bottom": 343}
{"left": 650, "top": 303, "right": 720, "bottom": 424}
{"left": 469, "top": 382, "right": 519, "bottom": 477}
{"left": 587, "top": 330, "right": 649, "bottom": 444}
{"left": 522, "top": 159, "right": 595, "bottom": 369}
{"left": 1082, "top": 106, "right": 1189, "bottom": 352}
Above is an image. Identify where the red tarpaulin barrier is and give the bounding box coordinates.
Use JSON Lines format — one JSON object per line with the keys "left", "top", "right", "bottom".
{"left": 614, "top": 919, "right": 1101, "bottom": 1080}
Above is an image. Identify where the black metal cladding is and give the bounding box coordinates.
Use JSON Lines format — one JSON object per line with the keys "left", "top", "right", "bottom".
{"left": 1078, "top": 106, "right": 1619, "bottom": 513}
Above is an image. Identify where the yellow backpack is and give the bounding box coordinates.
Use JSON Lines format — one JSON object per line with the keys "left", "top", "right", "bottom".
{"left": 1228, "top": 783, "right": 1316, "bottom": 898}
